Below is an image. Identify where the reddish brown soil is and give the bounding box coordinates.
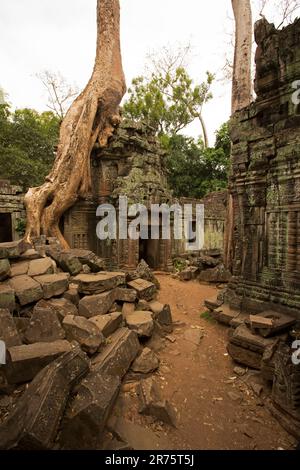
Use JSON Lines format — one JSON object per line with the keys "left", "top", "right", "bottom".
{"left": 116, "top": 274, "right": 297, "bottom": 450}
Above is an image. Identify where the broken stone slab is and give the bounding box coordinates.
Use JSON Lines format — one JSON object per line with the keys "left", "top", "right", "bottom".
{"left": 107, "top": 417, "right": 168, "bottom": 450}
{"left": 62, "top": 315, "right": 104, "bottom": 355}
{"left": 1, "top": 340, "right": 72, "bottom": 385}
{"left": 19, "top": 249, "right": 41, "bottom": 261}
{"left": 138, "top": 377, "right": 176, "bottom": 427}
{"left": 198, "top": 264, "right": 232, "bottom": 283}
{"left": 122, "top": 302, "right": 135, "bottom": 318}
{"left": 47, "top": 298, "right": 78, "bottom": 322}
{"left": 230, "top": 324, "right": 280, "bottom": 354}
{"left": 34, "top": 273, "right": 69, "bottom": 299}
{"left": 126, "top": 311, "right": 154, "bottom": 338}
{"left": 79, "top": 290, "right": 117, "bottom": 318}
{"left": 63, "top": 286, "right": 80, "bottom": 306}
{"left": 137, "top": 299, "right": 151, "bottom": 311}
{"left": 127, "top": 260, "right": 160, "bottom": 290}
{"left": 204, "top": 296, "right": 224, "bottom": 311}
{"left": 115, "top": 287, "right": 137, "bottom": 303}
{"left": 0, "top": 309, "right": 22, "bottom": 347}
{"left": 0, "top": 284, "right": 15, "bottom": 311}
{"left": 73, "top": 272, "right": 126, "bottom": 295}
{"left": 227, "top": 342, "right": 262, "bottom": 370}
{"left": 68, "top": 249, "right": 105, "bottom": 272}
{"left": 149, "top": 301, "right": 173, "bottom": 326}
{"left": 229, "top": 312, "right": 249, "bottom": 329}
{"left": 9, "top": 275, "right": 43, "bottom": 306}
{"left": 24, "top": 301, "right": 65, "bottom": 344}
{"left": 248, "top": 311, "right": 296, "bottom": 338}
{"left": 60, "top": 372, "right": 120, "bottom": 450}
{"left": 57, "top": 251, "right": 82, "bottom": 276}
{"left": 90, "top": 312, "right": 123, "bottom": 338}
{"left": 0, "top": 240, "right": 29, "bottom": 260}
{"left": 179, "top": 266, "right": 199, "bottom": 281}
{"left": 131, "top": 347, "right": 159, "bottom": 374}
{"left": 127, "top": 278, "right": 157, "bottom": 301}
{"left": 212, "top": 305, "right": 240, "bottom": 326}
{"left": 13, "top": 317, "right": 30, "bottom": 343}
{"left": 0, "top": 259, "right": 11, "bottom": 281}
{"left": 0, "top": 345, "right": 89, "bottom": 450}
{"left": 92, "top": 327, "right": 140, "bottom": 378}
{"left": 27, "top": 257, "right": 55, "bottom": 277}
{"left": 10, "top": 261, "right": 29, "bottom": 277}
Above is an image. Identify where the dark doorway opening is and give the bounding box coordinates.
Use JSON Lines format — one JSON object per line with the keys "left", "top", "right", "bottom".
{"left": 0, "top": 213, "right": 13, "bottom": 243}
{"left": 139, "top": 238, "right": 160, "bottom": 269}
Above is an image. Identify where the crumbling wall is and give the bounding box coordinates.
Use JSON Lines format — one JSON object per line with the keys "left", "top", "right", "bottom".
{"left": 0, "top": 180, "right": 25, "bottom": 242}
{"left": 226, "top": 18, "right": 300, "bottom": 318}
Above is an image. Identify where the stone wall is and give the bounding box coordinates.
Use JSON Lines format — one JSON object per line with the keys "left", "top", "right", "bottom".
{"left": 226, "top": 19, "right": 300, "bottom": 318}
{"left": 0, "top": 180, "right": 25, "bottom": 243}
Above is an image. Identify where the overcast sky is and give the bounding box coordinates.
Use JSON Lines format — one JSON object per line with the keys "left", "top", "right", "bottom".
{"left": 0, "top": 1, "right": 298, "bottom": 145}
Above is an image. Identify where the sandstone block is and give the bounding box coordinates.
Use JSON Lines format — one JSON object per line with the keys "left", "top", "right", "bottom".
{"left": 131, "top": 347, "right": 159, "bottom": 374}
{"left": 27, "top": 257, "right": 54, "bottom": 277}
{"left": 0, "top": 284, "right": 15, "bottom": 311}
{"left": 0, "top": 309, "right": 22, "bottom": 347}
{"left": 73, "top": 272, "right": 126, "bottom": 295}
{"left": 79, "top": 290, "right": 116, "bottom": 317}
{"left": 127, "top": 278, "right": 156, "bottom": 301}
{"left": 90, "top": 312, "right": 123, "bottom": 337}
{"left": 0, "top": 259, "right": 10, "bottom": 281}
{"left": 34, "top": 273, "right": 69, "bottom": 299}
{"left": 9, "top": 275, "right": 43, "bottom": 306}
{"left": 62, "top": 315, "right": 104, "bottom": 355}
{"left": 24, "top": 301, "right": 65, "bottom": 344}
{"left": 126, "top": 311, "right": 154, "bottom": 338}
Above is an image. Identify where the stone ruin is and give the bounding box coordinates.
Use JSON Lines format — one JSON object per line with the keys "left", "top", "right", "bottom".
{"left": 0, "top": 238, "right": 175, "bottom": 449}
{"left": 206, "top": 18, "right": 300, "bottom": 440}
{"left": 0, "top": 180, "right": 25, "bottom": 244}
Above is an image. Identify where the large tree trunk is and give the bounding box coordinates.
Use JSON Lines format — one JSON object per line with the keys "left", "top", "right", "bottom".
{"left": 24, "top": 0, "right": 126, "bottom": 249}
{"left": 231, "top": 0, "right": 253, "bottom": 113}
{"left": 224, "top": 0, "right": 252, "bottom": 271}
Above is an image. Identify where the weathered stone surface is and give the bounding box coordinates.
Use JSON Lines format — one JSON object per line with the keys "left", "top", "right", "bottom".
{"left": 27, "top": 257, "right": 54, "bottom": 277}
{"left": 0, "top": 345, "right": 89, "bottom": 450}
{"left": 126, "top": 311, "right": 154, "bottom": 338}
{"left": 107, "top": 417, "right": 168, "bottom": 450}
{"left": 149, "top": 301, "right": 173, "bottom": 326}
{"left": 68, "top": 249, "right": 105, "bottom": 272}
{"left": 127, "top": 278, "right": 156, "bottom": 301}
{"left": 92, "top": 327, "right": 140, "bottom": 378}
{"left": 9, "top": 275, "right": 43, "bottom": 306}
{"left": 0, "top": 259, "right": 10, "bottom": 281}
{"left": 1, "top": 340, "right": 72, "bottom": 385}
{"left": 24, "top": 302, "right": 65, "bottom": 344}
{"left": 198, "top": 264, "right": 231, "bottom": 283}
{"left": 60, "top": 372, "right": 120, "bottom": 450}
{"left": 183, "top": 328, "right": 204, "bottom": 346}
{"left": 10, "top": 261, "right": 29, "bottom": 277}
{"left": 204, "top": 296, "right": 223, "bottom": 311}
{"left": 135, "top": 260, "right": 160, "bottom": 289}
{"left": 0, "top": 309, "right": 22, "bottom": 347}
{"left": 0, "top": 240, "right": 27, "bottom": 260}
{"left": 73, "top": 272, "right": 126, "bottom": 295}
{"left": 58, "top": 252, "right": 82, "bottom": 276}
{"left": 179, "top": 267, "right": 199, "bottom": 281}
{"left": 131, "top": 347, "right": 159, "bottom": 374}
{"left": 115, "top": 287, "right": 137, "bottom": 303}
{"left": 34, "top": 273, "right": 69, "bottom": 299}
{"left": 19, "top": 249, "right": 40, "bottom": 261}
{"left": 90, "top": 312, "right": 123, "bottom": 338}
{"left": 79, "top": 290, "right": 116, "bottom": 318}
{"left": 0, "top": 284, "right": 15, "bottom": 311}
{"left": 63, "top": 284, "right": 80, "bottom": 306}
{"left": 137, "top": 299, "right": 151, "bottom": 310}
{"left": 212, "top": 305, "right": 240, "bottom": 326}
{"left": 138, "top": 378, "right": 176, "bottom": 426}
{"left": 47, "top": 298, "right": 78, "bottom": 321}
{"left": 230, "top": 324, "right": 278, "bottom": 354}
{"left": 122, "top": 302, "right": 135, "bottom": 317}
{"left": 13, "top": 317, "right": 30, "bottom": 343}
{"left": 248, "top": 311, "right": 296, "bottom": 338}
{"left": 227, "top": 342, "right": 262, "bottom": 370}
{"left": 63, "top": 315, "right": 104, "bottom": 355}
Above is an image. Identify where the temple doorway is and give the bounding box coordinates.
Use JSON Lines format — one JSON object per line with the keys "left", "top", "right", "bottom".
{"left": 0, "top": 213, "right": 12, "bottom": 243}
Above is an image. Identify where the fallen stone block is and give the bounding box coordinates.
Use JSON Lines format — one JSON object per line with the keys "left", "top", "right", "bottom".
{"left": 79, "top": 290, "right": 116, "bottom": 318}
{"left": 204, "top": 296, "right": 223, "bottom": 311}
{"left": 138, "top": 377, "right": 176, "bottom": 427}
{"left": 0, "top": 345, "right": 89, "bottom": 450}
{"left": 68, "top": 249, "right": 105, "bottom": 272}
{"left": 0, "top": 284, "right": 15, "bottom": 311}
{"left": 47, "top": 298, "right": 78, "bottom": 321}
{"left": 13, "top": 317, "right": 30, "bottom": 343}
{"left": 92, "top": 327, "right": 140, "bottom": 378}
{"left": 135, "top": 260, "right": 160, "bottom": 289}
{"left": 9, "top": 275, "right": 43, "bottom": 306}
{"left": 230, "top": 324, "right": 279, "bottom": 354}
{"left": 24, "top": 301, "right": 65, "bottom": 344}
{"left": 127, "top": 278, "right": 156, "bottom": 301}
{"left": 122, "top": 302, "right": 135, "bottom": 318}
{"left": 34, "top": 273, "right": 69, "bottom": 299}
{"left": 90, "top": 312, "right": 123, "bottom": 337}
{"left": 198, "top": 264, "right": 231, "bottom": 283}
{"left": 10, "top": 261, "right": 29, "bottom": 277}
{"left": 0, "top": 240, "right": 29, "bottom": 260}
{"left": 1, "top": 340, "right": 72, "bottom": 385}
{"left": 212, "top": 305, "right": 240, "bottom": 326}
{"left": 63, "top": 286, "right": 80, "bottom": 306}
{"left": 58, "top": 251, "right": 82, "bottom": 276}
{"left": 229, "top": 312, "right": 249, "bottom": 329}
{"left": 227, "top": 342, "right": 262, "bottom": 370}
{"left": 60, "top": 372, "right": 120, "bottom": 450}
{"left": 73, "top": 272, "right": 126, "bottom": 295}
{"left": 149, "top": 301, "right": 173, "bottom": 326}
{"left": 115, "top": 287, "right": 137, "bottom": 303}
{"left": 0, "top": 259, "right": 11, "bottom": 281}
{"left": 248, "top": 311, "right": 296, "bottom": 338}
{"left": 0, "top": 309, "right": 22, "bottom": 347}
{"left": 62, "top": 315, "right": 104, "bottom": 355}
{"left": 19, "top": 249, "right": 40, "bottom": 261}
{"left": 179, "top": 266, "right": 199, "bottom": 281}
{"left": 27, "top": 257, "right": 55, "bottom": 277}
{"left": 131, "top": 347, "right": 159, "bottom": 374}
{"left": 126, "top": 311, "right": 154, "bottom": 338}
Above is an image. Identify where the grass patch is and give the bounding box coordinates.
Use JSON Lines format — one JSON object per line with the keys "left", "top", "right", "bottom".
{"left": 200, "top": 311, "right": 216, "bottom": 323}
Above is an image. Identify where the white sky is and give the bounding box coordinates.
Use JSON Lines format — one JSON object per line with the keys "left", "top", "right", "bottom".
{"left": 0, "top": 1, "right": 298, "bottom": 145}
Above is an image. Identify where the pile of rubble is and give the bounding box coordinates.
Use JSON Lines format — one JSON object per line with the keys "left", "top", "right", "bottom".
{"left": 0, "top": 239, "right": 174, "bottom": 449}
{"left": 205, "top": 295, "right": 300, "bottom": 440}
{"left": 174, "top": 249, "right": 231, "bottom": 284}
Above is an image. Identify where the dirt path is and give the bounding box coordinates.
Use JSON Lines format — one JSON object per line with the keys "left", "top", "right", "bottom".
{"left": 115, "top": 274, "right": 297, "bottom": 450}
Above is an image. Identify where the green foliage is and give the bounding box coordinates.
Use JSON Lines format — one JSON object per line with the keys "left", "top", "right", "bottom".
{"left": 165, "top": 126, "right": 230, "bottom": 199}
{"left": 123, "top": 68, "right": 214, "bottom": 136}
{"left": 15, "top": 218, "right": 26, "bottom": 236}
{"left": 0, "top": 104, "right": 60, "bottom": 190}
{"left": 200, "top": 311, "right": 215, "bottom": 322}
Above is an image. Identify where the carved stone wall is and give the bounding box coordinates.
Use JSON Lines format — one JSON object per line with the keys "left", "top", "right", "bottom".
{"left": 226, "top": 19, "right": 300, "bottom": 317}
{"left": 0, "top": 180, "right": 25, "bottom": 242}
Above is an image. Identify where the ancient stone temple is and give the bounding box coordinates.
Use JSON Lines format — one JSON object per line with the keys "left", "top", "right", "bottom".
{"left": 226, "top": 19, "right": 300, "bottom": 319}
{"left": 0, "top": 180, "right": 25, "bottom": 243}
